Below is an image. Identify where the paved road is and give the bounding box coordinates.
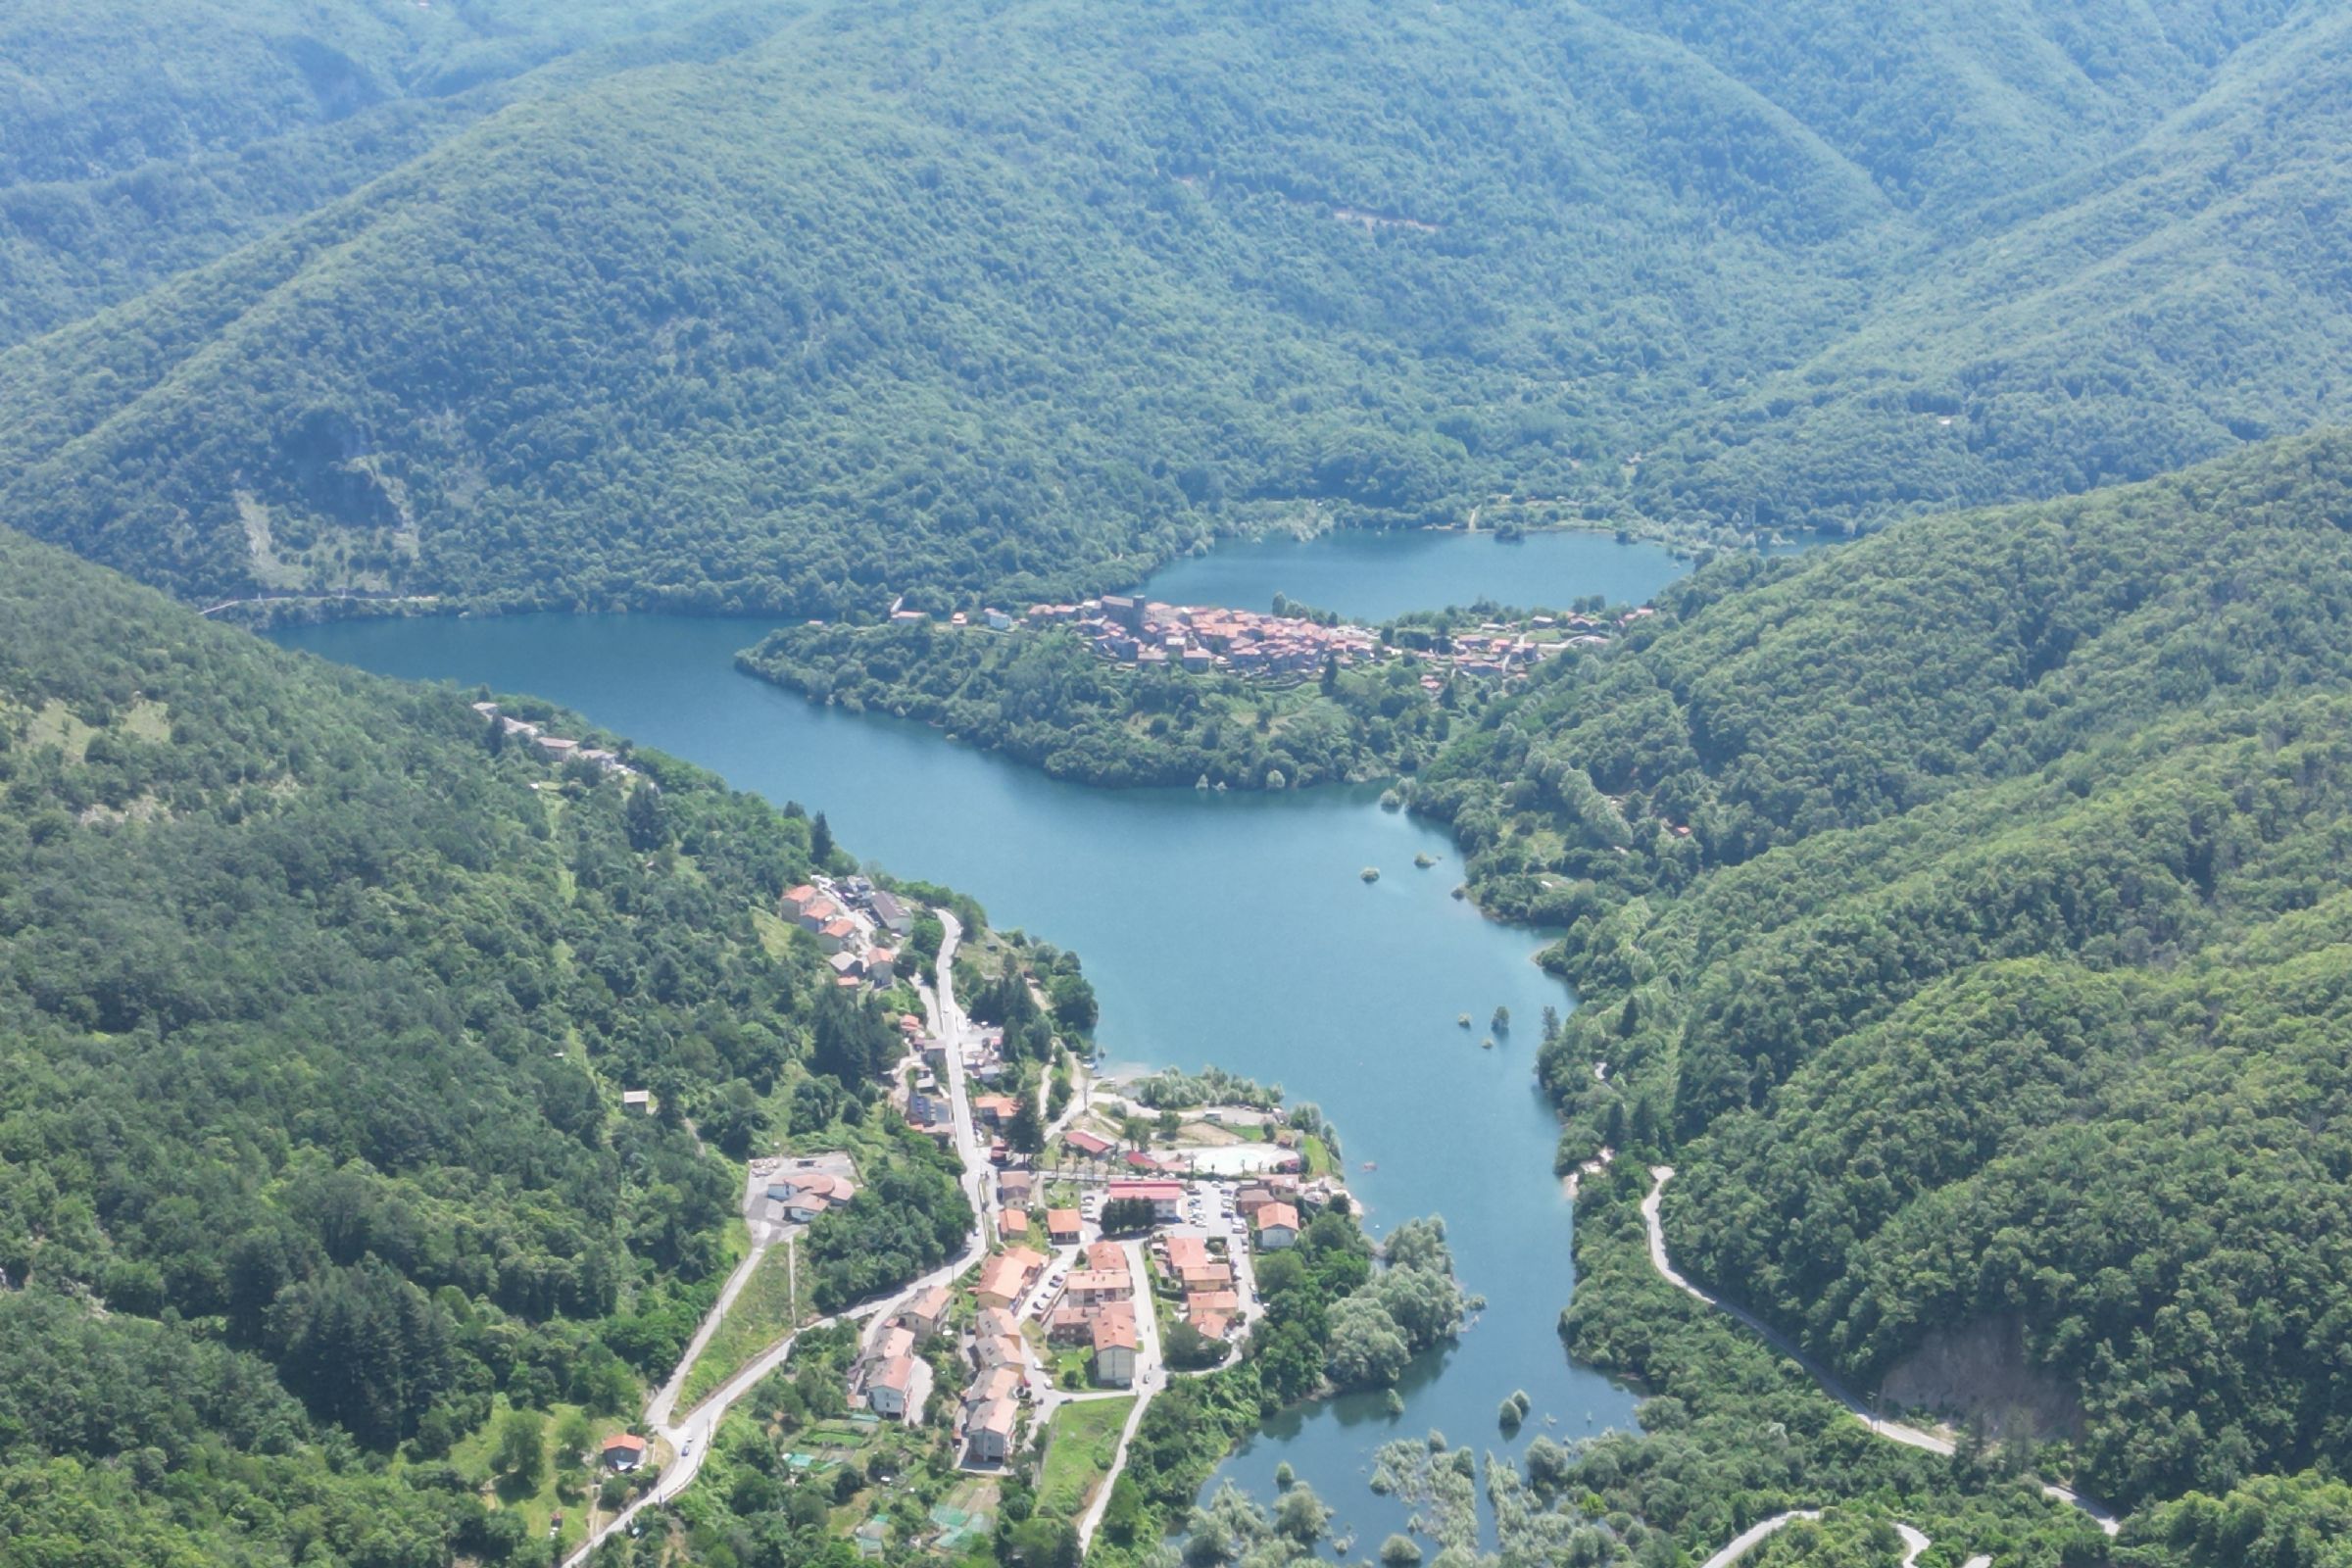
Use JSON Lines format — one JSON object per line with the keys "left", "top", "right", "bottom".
{"left": 1642, "top": 1167, "right": 2121, "bottom": 1538}
{"left": 1075, "top": 1239, "right": 1164, "bottom": 1550}
{"left": 646, "top": 1240, "right": 772, "bottom": 1430}
{"left": 926, "top": 912, "right": 998, "bottom": 1238}
{"left": 1694, "top": 1510, "right": 1956, "bottom": 1568}
{"left": 567, "top": 912, "right": 998, "bottom": 1565}
{"left": 1698, "top": 1510, "right": 1821, "bottom": 1568}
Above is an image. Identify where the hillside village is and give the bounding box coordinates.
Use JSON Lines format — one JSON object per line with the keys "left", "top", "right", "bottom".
{"left": 471, "top": 700, "right": 639, "bottom": 774}
{"left": 556, "top": 898, "right": 1358, "bottom": 1563}
{"left": 780, "top": 875, "right": 912, "bottom": 991}
{"left": 859, "top": 1004, "right": 1346, "bottom": 1477}
{"left": 878, "top": 593, "right": 1649, "bottom": 686}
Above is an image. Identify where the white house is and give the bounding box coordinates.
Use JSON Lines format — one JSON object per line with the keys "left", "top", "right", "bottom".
{"left": 867, "top": 1355, "right": 915, "bottom": 1420}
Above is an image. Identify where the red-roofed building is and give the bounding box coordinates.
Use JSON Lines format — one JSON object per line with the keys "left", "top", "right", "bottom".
{"left": 1061, "top": 1268, "right": 1132, "bottom": 1307}
{"left": 1187, "top": 1289, "right": 1242, "bottom": 1319}
{"left": 1180, "top": 1261, "right": 1234, "bottom": 1292}
{"left": 1161, "top": 1235, "right": 1209, "bottom": 1274}
{"left": 866, "top": 1355, "right": 915, "bottom": 1419}
{"left": 1063, "top": 1128, "right": 1113, "bottom": 1158}
{"left": 966, "top": 1397, "right": 1018, "bottom": 1465}
{"left": 1091, "top": 1305, "right": 1139, "bottom": 1386}
{"left": 1255, "top": 1202, "right": 1300, "bottom": 1250}
{"left": 974, "top": 1247, "right": 1049, "bottom": 1310}
{"left": 1107, "top": 1180, "right": 1184, "bottom": 1223}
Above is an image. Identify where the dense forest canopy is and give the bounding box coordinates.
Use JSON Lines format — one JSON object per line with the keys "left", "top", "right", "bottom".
{"left": 0, "top": 524, "right": 959, "bottom": 1562}
{"left": 0, "top": 0, "right": 763, "bottom": 349}
{"left": 1413, "top": 429, "right": 2352, "bottom": 1512}
{"left": 1, "top": 0, "right": 2345, "bottom": 614}
{"left": 15, "top": 3, "right": 2352, "bottom": 1561}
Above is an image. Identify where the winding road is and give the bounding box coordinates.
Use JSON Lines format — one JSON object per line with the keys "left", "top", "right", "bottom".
{"left": 564, "top": 911, "right": 1001, "bottom": 1566}
{"left": 1690, "top": 1503, "right": 1972, "bottom": 1567}
{"left": 1641, "top": 1166, "right": 2121, "bottom": 1540}
{"left": 1698, "top": 1510, "right": 1821, "bottom": 1568}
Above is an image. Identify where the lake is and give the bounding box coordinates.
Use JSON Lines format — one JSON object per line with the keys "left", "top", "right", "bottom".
{"left": 1139, "top": 527, "right": 1686, "bottom": 622}
{"left": 273, "top": 530, "right": 1682, "bottom": 1546}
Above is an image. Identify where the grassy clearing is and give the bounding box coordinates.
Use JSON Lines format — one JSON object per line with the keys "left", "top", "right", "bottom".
{"left": 1036, "top": 1396, "right": 1135, "bottom": 1518}
{"left": 679, "top": 1238, "right": 806, "bottom": 1412}
{"left": 23, "top": 699, "right": 101, "bottom": 760}
{"left": 440, "top": 1396, "right": 630, "bottom": 1558}
{"left": 752, "top": 906, "right": 804, "bottom": 961}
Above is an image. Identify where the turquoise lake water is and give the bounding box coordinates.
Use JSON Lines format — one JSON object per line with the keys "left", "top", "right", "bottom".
{"left": 273, "top": 528, "right": 1692, "bottom": 1545}
{"left": 1139, "top": 527, "right": 1685, "bottom": 622}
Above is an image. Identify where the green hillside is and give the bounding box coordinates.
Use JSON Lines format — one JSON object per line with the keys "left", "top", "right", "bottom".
{"left": 1, "top": 0, "right": 2339, "bottom": 615}
{"left": 1414, "top": 429, "right": 2352, "bottom": 1510}
{"left": 0, "top": 0, "right": 766, "bottom": 347}
{"left": 1633, "top": 4, "right": 2352, "bottom": 538}
{"left": 0, "top": 525, "right": 964, "bottom": 1563}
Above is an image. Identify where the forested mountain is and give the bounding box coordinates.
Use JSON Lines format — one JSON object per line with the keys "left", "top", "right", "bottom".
{"left": 0, "top": 0, "right": 764, "bottom": 349}
{"left": 0, "top": 525, "right": 959, "bottom": 1562}
{"left": 1414, "top": 428, "right": 2352, "bottom": 1509}
{"left": 1635, "top": 3, "right": 2352, "bottom": 537}
{"left": 1, "top": 0, "right": 2341, "bottom": 614}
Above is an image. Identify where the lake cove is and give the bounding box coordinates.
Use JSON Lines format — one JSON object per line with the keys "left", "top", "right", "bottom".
{"left": 274, "top": 535, "right": 1673, "bottom": 1547}
{"left": 1139, "top": 527, "right": 1687, "bottom": 622}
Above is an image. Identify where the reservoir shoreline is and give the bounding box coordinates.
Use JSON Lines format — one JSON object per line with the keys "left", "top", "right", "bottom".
{"left": 270, "top": 530, "right": 1687, "bottom": 1547}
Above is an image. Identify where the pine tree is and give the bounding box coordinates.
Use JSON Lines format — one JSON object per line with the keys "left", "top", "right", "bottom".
{"left": 624, "top": 781, "right": 666, "bottom": 851}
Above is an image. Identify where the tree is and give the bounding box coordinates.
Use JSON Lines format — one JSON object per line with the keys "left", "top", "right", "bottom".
{"left": 1048, "top": 970, "right": 1098, "bottom": 1033}
{"left": 1101, "top": 1475, "right": 1149, "bottom": 1546}
{"left": 1380, "top": 1535, "right": 1423, "bottom": 1568}
{"left": 624, "top": 782, "right": 667, "bottom": 851}
{"left": 999, "top": 1515, "right": 1079, "bottom": 1568}
{"left": 810, "top": 810, "right": 836, "bottom": 864}
{"left": 1523, "top": 1435, "right": 1572, "bottom": 1497}
{"left": 1383, "top": 1215, "right": 1452, "bottom": 1275}
{"left": 1370, "top": 1266, "right": 1464, "bottom": 1351}
{"left": 1007, "top": 1098, "right": 1045, "bottom": 1154}
{"left": 1099, "top": 1198, "right": 1156, "bottom": 1235}
{"left": 1276, "top": 1483, "right": 1332, "bottom": 1544}
{"left": 553, "top": 1410, "right": 595, "bottom": 1470}
{"left": 1326, "top": 1297, "right": 1411, "bottom": 1388}
{"left": 1163, "top": 1318, "right": 1227, "bottom": 1371}
{"left": 493, "top": 1408, "right": 546, "bottom": 1488}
